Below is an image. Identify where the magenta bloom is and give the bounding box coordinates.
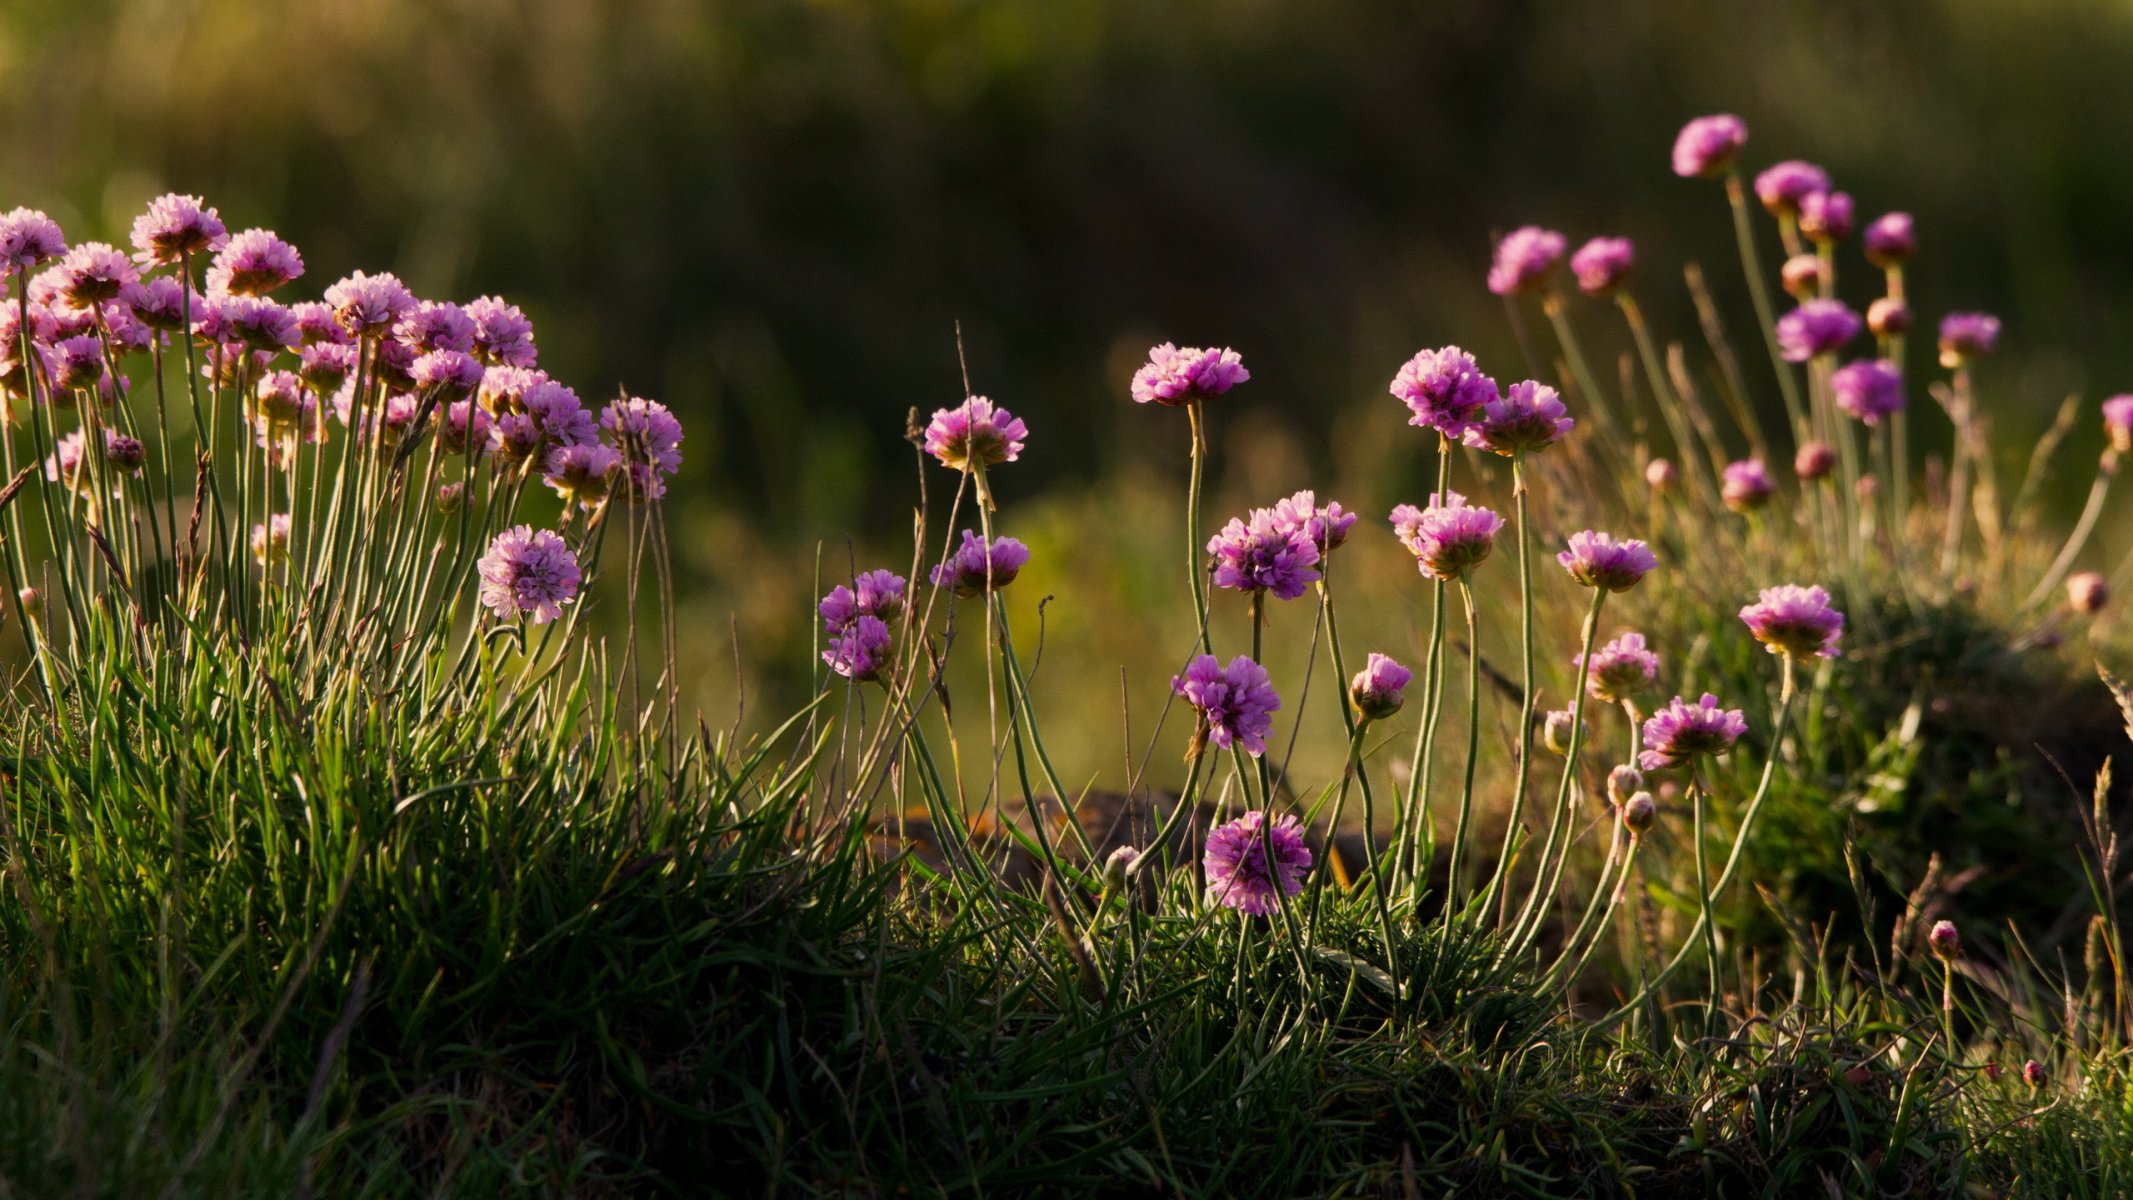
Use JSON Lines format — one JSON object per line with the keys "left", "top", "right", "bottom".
{"left": 206, "top": 229, "right": 303, "bottom": 296}
{"left": 2103, "top": 396, "right": 2133, "bottom": 454}
{"left": 131, "top": 194, "right": 227, "bottom": 265}
{"left": 395, "top": 300, "right": 476, "bottom": 355}
{"left": 924, "top": 396, "right": 1028, "bottom": 471}
{"left": 1937, "top": 312, "right": 2001, "bottom": 368}
{"left": 1794, "top": 441, "right": 1835, "bottom": 480}
{"left": 1349, "top": 652, "right": 1412, "bottom": 721}
{"left": 1465, "top": 379, "right": 1573, "bottom": 455}
{"left": 599, "top": 395, "right": 684, "bottom": 502}
{"left": 284, "top": 301, "right": 345, "bottom": 346}
{"left": 820, "top": 569, "right": 909, "bottom": 631}
{"left": 297, "top": 341, "right": 355, "bottom": 394}
{"left": 1130, "top": 342, "right": 1248, "bottom": 407}
{"left": 1487, "top": 226, "right": 1567, "bottom": 296}
{"left": 1390, "top": 346, "right": 1499, "bottom": 439}
{"left": 931, "top": 529, "right": 1030, "bottom": 597}
{"left": 1571, "top": 237, "right": 1635, "bottom": 297}
{"left": 1207, "top": 507, "right": 1321, "bottom": 600}
{"left": 1775, "top": 299, "right": 1862, "bottom": 362}
{"left": 124, "top": 277, "right": 190, "bottom": 333}
{"left": 57, "top": 243, "right": 138, "bottom": 306}
{"left": 1173, "top": 654, "right": 1281, "bottom": 757}
{"left": 524, "top": 380, "right": 598, "bottom": 448}
{"left": 1740, "top": 583, "right": 1845, "bottom": 659}
{"left": 1202, "top": 811, "right": 1311, "bottom": 916}
{"left": 1671, "top": 114, "right": 1747, "bottom": 178}
{"left": 823, "top": 614, "right": 893, "bottom": 682}
{"left": 477, "top": 525, "right": 581, "bottom": 623}
{"left": 465, "top": 295, "right": 538, "bottom": 368}
{"left": 542, "top": 443, "right": 622, "bottom": 508}
{"left": 1578, "top": 632, "right": 1660, "bottom": 704}
{"left": 1754, "top": 161, "right": 1831, "bottom": 217}
{"left": 1639, "top": 693, "right": 1748, "bottom": 772}
{"left": 1797, "top": 190, "right": 1854, "bottom": 243}
{"left": 1392, "top": 492, "right": 1505, "bottom": 581}
{"left": 1864, "top": 212, "right": 1915, "bottom": 267}
{"left": 51, "top": 335, "right": 105, "bottom": 391}
{"left": 0, "top": 208, "right": 65, "bottom": 272}
{"left": 1721, "top": 459, "right": 1775, "bottom": 512}
{"left": 412, "top": 349, "right": 485, "bottom": 401}
{"left": 324, "top": 271, "right": 417, "bottom": 336}
{"left": 1830, "top": 359, "right": 1904, "bottom": 425}
{"left": 1559, "top": 530, "right": 1658, "bottom": 592}
{"left": 1267, "top": 490, "right": 1355, "bottom": 553}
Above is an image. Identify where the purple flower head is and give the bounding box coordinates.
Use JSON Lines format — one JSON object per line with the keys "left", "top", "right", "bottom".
{"left": 1208, "top": 506, "right": 1322, "bottom": 600}
{"left": 1487, "top": 226, "right": 1567, "bottom": 296}
{"left": 524, "top": 380, "right": 597, "bottom": 448}
{"left": 477, "top": 525, "right": 581, "bottom": 624}
{"left": 127, "top": 277, "right": 192, "bottom": 332}
{"left": 1173, "top": 654, "right": 1281, "bottom": 757}
{"left": 1464, "top": 379, "right": 1574, "bottom": 455}
{"left": 412, "top": 349, "right": 484, "bottom": 402}
{"left": 0, "top": 208, "right": 66, "bottom": 272}
{"left": 1721, "top": 459, "right": 1775, "bottom": 512}
{"left": 464, "top": 295, "right": 538, "bottom": 368}
{"left": 251, "top": 513, "right": 292, "bottom": 564}
{"left": 1864, "top": 212, "right": 1915, "bottom": 267}
{"left": 52, "top": 335, "right": 105, "bottom": 392}
{"left": 1130, "top": 343, "right": 1249, "bottom": 406}
{"left": 1794, "top": 440, "right": 1835, "bottom": 481}
{"left": 930, "top": 529, "right": 1030, "bottom": 597}
{"left": 2069, "top": 571, "right": 2110, "bottom": 615}
{"left": 1672, "top": 114, "right": 1747, "bottom": 178}
{"left": 436, "top": 400, "right": 493, "bottom": 457}
{"left": 542, "top": 442, "right": 622, "bottom": 508}
{"left": 1202, "top": 811, "right": 1310, "bottom": 916}
{"left": 1927, "top": 920, "right": 1961, "bottom": 960}
{"left": 1937, "top": 312, "right": 2001, "bottom": 368}
{"left": 324, "top": 271, "right": 416, "bottom": 337}
{"left": 1390, "top": 345, "right": 1499, "bottom": 439}
{"left": 823, "top": 614, "right": 893, "bottom": 682}
{"left": 600, "top": 395, "right": 684, "bottom": 503}
{"left": 2103, "top": 396, "right": 2133, "bottom": 455}
{"left": 1754, "top": 161, "right": 1830, "bottom": 217}
{"left": 1797, "top": 190, "right": 1855, "bottom": 243}
{"left": 1267, "top": 489, "right": 1356, "bottom": 553}
{"left": 394, "top": 300, "right": 475, "bottom": 356}
{"left": 1558, "top": 530, "right": 1658, "bottom": 592}
{"left": 1775, "top": 299, "right": 1862, "bottom": 362}
{"left": 57, "top": 243, "right": 138, "bottom": 307}
{"left": 492, "top": 412, "right": 543, "bottom": 463}
{"left": 820, "top": 569, "right": 909, "bottom": 631}
{"left": 1571, "top": 237, "right": 1635, "bottom": 297}
{"left": 131, "top": 194, "right": 227, "bottom": 265}
{"left": 1740, "top": 583, "right": 1845, "bottom": 659}
{"left": 251, "top": 368, "right": 313, "bottom": 431}
{"left": 1830, "top": 359, "right": 1904, "bottom": 425}
{"left": 477, "top": 365, "right": 547, "bottom": 413}
{"left": 1392, "top": 492, "right": 1505, "bottom": 580}
{"left": 206, "top": 229, "right": 303, "bottom": 296}
{"left": 924, "top": 395, "right": 1028, "bottom": 471}
{"left": 224, "top": 295, "right": 299, "bottom": 353}
{"left": 299, "top": 341, "right": 357, "bottom": 393}
{"left": 2023, "top": 1060, "right": 2048, "bottom": 1089}
{"left": 1349, "top": 652, "right": 1412, "bottom": 721}
{"left": 1638, "top": 693, "right": 1748, "bottom": 772}
{"left": 1578, "top": 632, "right": 1660, "bottom": 704}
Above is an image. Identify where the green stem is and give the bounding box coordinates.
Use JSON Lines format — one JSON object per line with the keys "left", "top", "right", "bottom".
{"left": 1186, "top": 398, "right": 1212, "bottom": 657}
{"left": 1479, "top": 454, "right": 1536, "bottom": 925}
{"left": 1725, "top": 170, "right": 1809, "bottom": 444}
{"left": 1506, "top": 587, "right": 1608, "bottom": 958}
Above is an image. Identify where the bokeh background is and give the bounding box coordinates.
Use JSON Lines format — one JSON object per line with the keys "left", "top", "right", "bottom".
{"left": 11, "top": 0, "right": 2133, "bottom": 782}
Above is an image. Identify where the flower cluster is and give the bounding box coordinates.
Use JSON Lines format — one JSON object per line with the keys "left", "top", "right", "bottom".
{"left": 1391, "top": 493, "right": 1504, "bottom": 581}
{"left": 1208, "top": 506, "right": 1322, "bottom": 600}
{"left": 1487, "top": 226, "right": 1567, "bottom": 296}
{"left": 1130, "top": 343, "right": 1248, "bottom": 406}
{"left": 1639, "top": 694, "right": 1748, "bottom": 772}
{"left": 932, "top": 529, "right": 1030, "bottom": 597}
{"left": 1830, "top": 359, "right": 1904, "bottom": 425}
{"left": 924, "top": 396, "right": 1028, "bottom": 472}
{"left": 1202, "top": 811, "right": 1311, "bottom": 916}
{"left": 1464, "top": 380, "right": 1574, "bottom": 456}
{"left": 1390, "top": 346, "right": 1499, "bottom": 439}
{"left": 1173, "top": 653, "right": 1280, "bottom": 757}
{"left": 1579, "top": 632, "right": 1660, "bottom": 704}
{"left": 476, "top": 526, "right": 582, "bottom": 624}
{"left": 1740, "top": 584, "right": 1846, "bottom": 659}
{"left": 1558, "top": 530, "right": 1657, "bottom": 592}
{"left": 819, "top": 568, "right": 906, "bottom": 682}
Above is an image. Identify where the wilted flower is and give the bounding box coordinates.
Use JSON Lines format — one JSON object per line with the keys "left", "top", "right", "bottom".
{"left": 1938, "top": 312, "right": 2001, "bottom": 368}
{"left": 1621, "top": 790, "right": 1658, "bottom": 834}
{"left": 931, "top": 529, "right": 1030, "bottom": 596}
{"left": 1579, "top": 632, "right": 1660, "bottom": 704}
{"left": 542, "top": 443, "right": 621, "bottom": 508}
{"left": 1349, "top": 652, "right": 1412, "bottom": 721}
{"left": 1927, "top": 920, "right": 1961, "bottom": 960}
{"left": 1754, "top": 161, "right": 1830, "bottom": 217}
{"left": 1570, "top": 237, "right": 1634, "bottom": 296}
{"left": 1830, "top": 359, "right": 1904, "bottom": 425}
{"left": 2068, "top": 571, "right": 2110, "bottom": 615}
{"left": 436, "top": 481, "right": 467, "bottom": 514}
{"left": 1867, "top": 297, "right": 1911, "bottom": 337}
{"left": 57, "top": 242, "right": 138, "bottom": 306}
{"left": 821, "top": 569, "right": 909, "bottom": 631}
{"left": 1607, "top": 764, "right": 1644, "bottom": 805}
{"left": 1391, "top": 492, "right": 1505, "bottom": 581}
{"left": 1776, "top": 299, "right": 1862, "bottom": 362}
{"left": 1173, "top": 653, "right": 1281, "bottom": 757}
{"left": 1864, "top": 212, "right": 1915, "bottom": 267}
{"left": 1202, "top": 811, "right": 1310, "bottom": 916}
{"left": 1740, "top": 583, "right": 1845, "bottom": 659}
{"left": 823, "top": 615, "right": 893, "bottom": 682}
{"left": 1390, "top": 345, "right": 1498, "bottom": 439}
{"left": 477, "top": 525, "right": 581, "bottom": 623}
{"left": 1465, "top": 379, "right": 1573, "bottom": 455}
{"left": 0, "top": 208, "right": 66, "bottom": 272}
{"left": 1558, "top": 530, "right": 1657, "bottom": 592}
{"left": 1721, "top": 459, "right": 1775, "bottom": 512}
{"left": 1487, "top": 226, "right": 1567, "bottom": 296}
{"left": 924, "top": 396, "right": 1028, "bottom": 471}
{"left": 1208, "top": 507, "right": 1321, "bottom": 600}
{"left": 464, "top": 295, "right": 538, "bottom": 367}
{"left": 1267, "top": 490, "right": 1356, "bottom": 553}
{"left": 324, "top": 270, "right": 417, "bottom": 336}
{"left": 1797, "top": 190, "right": 1854, "bottom": 242}
{"left": 1671, "top": 114, "right": 1747, "bottom": 178}
{"left": 251, "top": 513, "right": 292, "bottom": 564}
{"left": 1130, "top": 343, "right": 1248, "bottom": 406}
{"left": 1780, "top": 254, "right": 1826, "bottom": 299}
{"left": 206, "top": 229, "right": 303, "bottom": 296}
{"left": 1794, "top": 441, "right": 1835, "bottom": 481}
{"left": 1639, "top": 693, "right": 1748, "bottom": 771}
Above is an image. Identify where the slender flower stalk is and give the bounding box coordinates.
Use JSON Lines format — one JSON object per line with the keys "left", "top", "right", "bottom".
{"left": 2026, "top": 447, "right": 2119, "bottom": 609}
{"left": 1724, "top": 170, "right": 1809, "bottom": 441}
{"left": 1478, "top": 454, "right": 1539, "bottom": 925}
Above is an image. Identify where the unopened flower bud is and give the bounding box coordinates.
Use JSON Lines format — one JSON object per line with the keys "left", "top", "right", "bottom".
{"left": 1794, "top": 440, "right": 1835, "bottom": 480}
{"left": 1621, "top": 791, "right": 1657, "bottom": 835}
{"left": 1645, "top": 457, "right": 1677, "bottom": 493}
{"left": 1348, "top": 652, "right": 1412, "bottom": 722}
{"left": 1781, "top": 254, "right": 1827, "bottom": 299}
{"left": 2023, "top": 1060, "right": 2047, "bottom": 1089}
{"left": 1607, "top": 764, "right": 1644, "bottom": 805}
{"left": 1867, "top": 296, "right": 1911, "bottom": 337}
{"left": 1102, "top": 844, "right": 1140, "bottom": 890}
{"left": 1543, "top": 707, "right": 1582, "bottom": 755}
{"left": 437, "top": 481, "right": 467, "bottom": 515}
{"left": 2068, "top": 571, "right": 2110, "bottom": 615}
{"left": 105, "top": 433, "right": 146, "bottom": 473}
{"left": 1927, "top": 919, "right": 1960, "bottom": 961}
{"left": 18, "top": 587, "right": 41, "bottom": 618}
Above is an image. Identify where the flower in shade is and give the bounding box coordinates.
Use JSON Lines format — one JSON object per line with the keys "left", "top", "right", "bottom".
{"left": 2068, "top": 571, "right": 2110, "bottom": 615}
{"left": 1937, "top": 312, "right": 2001, "bottom": 368}
{"left": 820, "top": 569, "right": 909, "bottom": 631}
{"left": 0, "top": 208, "right": 66, "bottom": 272}
{"left": 324, "top": 270, "right": 417, "bottom": 336}
{"left": 127, "top": 277, "right": 192, "bottom": 332}
{"left": 1740, "top": 583, "right": 1845, "bottom": 659}
{"left": 299, "top": 341, "right": 357, "bottom": 393}
{"left": 1390, "top": 346, "right": 1499, "bottom": 439}
{"left": 524, "top": 380, "right": 598, "bottom": 447}
{"left": 1559, "top": 530, "right": 1657, "bottom": 592}
{"left": 2104, "top": 396, "right": 2133, "bottom": 455}
{"left": 1780, "top": 254, "right": 1826, "bottom": 299}
{"left": 51, "top": 335, "right": 105, "bottom": 391}
{"left": 1349, "top": 652, "right": 1412, "bottom": 721}
{"left": 1830, "top": 359, "right": 1904, "bottom": 425}
{"left": 1392, "top": 493, "right": 1505, "bottom": 580}
{"left": 823, "top": 615, "right": 892, "bottom": 682}
{"left": 1268, "top": 490, "right": 1356, "bottom": 553}
{"left": 1794, "top": 441, "right": 1835, "bottom": 481}
{"left": 436, "top": 400, "right": 493, "bottom": 456}
{"left": 1638, "top": 693, "right": 1748, "bottom": 771}
{"left": 931, "top": 529, "right": 1030, "bottom": 597}
{"left": 1775, "top": 299, "right": 1861, "bottom": 361}
{"left": 1487, "top": 226, "right": 1567, "bottom": 296}
{"left": 1173, "top": 653, "right": 1281, "bottom": 757}
{"left": 1130, "top": 343, "right": 1249, "bottom": 406}
{"left": 251, "top": 370, "right": 322, "bottom": 464}
{"left": 465, "top": 295, "right": 538, "bottom": 367}
{"left": 1202, "top": 811, "right": 1310, "bottom": 915}
{"left": 1570, "top": 237, "right": 1634, "bottom": 297}
{"left": 1579, "top": 632, "right": 1660, "bottom": 704}
{"left": 221, "top": 295, "right": 299, "bottom": 352}
{"left": 1207, "top": 507, "right": 1321, "bottom": 600}
{"left": 925, "top": 396, "right": 1028, "bottom": 471}
{"left": 1864, "top": 212, "right": 1915, "bottom": 267}
{"left": 251, "top": 513, "right": 292, "bottom": 564}
{"left": 2023, "top": 1060, "right": 2047, "bottom": 1089}
{"left": 1867, "top": 297, "right": 1910, "bottom": 337}
{"left": 477, "top": 525, "right": 581, "bottom": 623}
{"left": 599, "top": 395, "right": 684, "bottom": 502}
{"left": 57, "top": 243, "right": 138, "bottom": 306}
{"left": 1464, "top": 379, "right": 1574, "bottom": 455}
{"left": 1754, "top": 161, "right": 1830, "bottom": 216}
{"left": 206, "top": 229, "right": 303, "bottom": 296}
{"left": 1927, "top": 920, "right": 1960, "bottom": 960}
{"left": 1671, "top": 114, "right": 1747, "bottom": 178}
{"left": 1797, "top": 190, "right": 1854, "bottom": 242}
{"left": 131, "top": 194, "right": 227, "bottom": 265}
{"left": 542, "top": 443, "right": 621, "bottom": 508}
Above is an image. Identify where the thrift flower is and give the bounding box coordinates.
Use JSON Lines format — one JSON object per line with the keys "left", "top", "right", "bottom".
{"left": 1645, "top": 458, "right": 1678, "bottom": 492}
{"left": 477, "top": 525, "right": 581, "bottom": 623}
{"left": 1203, "top": 811, "right": 1311, "bottom": 915}
{"left": 1754, "top": 161, "right": 1830, "bottom": 217}
{"left": 931, "top": 529, "right": 1030, "bottom": 596}
{"left": 1607, "top": 764, "right": 1644, "bottom": 804}
{"left": 1570, "top": 237, "right": 1634, "bottom": 296}
{"left": 299, "top": 342, "right": 357, "bottom": 393}
{"left": 1830, "top": 359, "right": 1904, "bottom": 424}
{"left": 0, "top": 208, "right": 66, "bottom": 272}
{"left": 1927, "top": 920, "right": 1961, "bottom": 960}
{"left": 1130, "top": 343, "right": 1248, "bottom": 406}
{"left": 127, "top": 277, "right": 192, "bottom": 331}
{"left": 2068, "top": 571, "right": 2110, "bottom": 614}
{"left": 396, "top": 300, "right": 476, "bottom": 355}
{"left": 1207, "top": 507, "right": 1321, "bottom": 600}
{"left": 542, "top": 443, "right": 621, "bottom": 508}
{"left": 1558, "top": 530, "right": 1657, "bottom": 591}
{"left": 1390, "top": 345, "right": 1498, "bottom": 438}
{"left": 1621, "top": 791, "right": 1657, "bottom": 834}
{"left": 1780, "top": 254, "right": 1826, "bottom": 299}
{"left": 206, "top": 229, "right": 303, "bottom": 296}
{"left": 820, "top": 569, "right": 909, "bottom": 630}
{"left": 1173, "top": 653, "right": 1281, "bottom": 756}
{"left": 924, "top": 396, "right": 1028, "bottom": 470}
{"left": 325, "top": 270, "right": 417, "bottom": 336}
{"left": 1267, "top": 490, "right": 1356, "bottom": 553}
{"left": 1639, "top": 693, "right": 1748, "bottom": 771}
{"left": 1464, "top": 379, "right": 1573, "bottom": 455}
{"left": 1797, "top": 190, "right": 1854, "bottom": 242}
{"left": 1938, "top": 312, "right": 2001, "bottom": 368}
{"left": 1775, "top": 299, "right": 1862, "bottom": 361}
{"left": 1671, "top": 114, "right": 1747, "bottom": 178}
{"left": 1794, "top": 441, "right": 1835, "bottom": 481}
{"left": 2104, "top": 395, "right": 2133, "bottom": 454}
{"left": 1740, "top": 583, "right": 1845, "bottom": 659}
{"left": 465, "top": 295, "right": 538, "bottom": 367}
{"left": 1487, "top": 226, "right": 1567, "bottom": 296}
{"left": 1349, "top": 652, "right": 1412, "bottom": 721}
{"left": 1867, "top": 297, "right": 1910, "bottom": 337}
{"left": 251, "top": 513, "right": 292, "bottom": 564}
{"left": 131, "top": 194, "right": 227, "bottom": 265}
{"left": 1579, "top": 632, "right": 1659, "bottom": 703}
{"left": 1864, "top": 212, "right": 1915, "bottom": 267}
{"left": 57, "top": 243, "right": 137, "bottom": 306}
{"left": 413, "top": 349, "right": 485, "bottom": 400}
{"left": 1391, "top": 492, "right": 1504, "bottom": 580}
{"left": 599, "top": 395, "right": 684, "bottom": 502}
{"left": 52, "top": 335, "right": 105, "bottom": 391}
{"left": 1721, "top": 459, "right": 1774, "bottom": 511}
{"left": 1544, "top": 708, "right": 1584, "bottom": 755}
{"left": 824, "top": 615, "right": 893, "bottom": 682}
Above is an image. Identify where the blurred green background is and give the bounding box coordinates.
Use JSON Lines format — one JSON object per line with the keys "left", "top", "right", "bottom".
{"left": 10, "top": 0, "right": 2133, "bottom": 749}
